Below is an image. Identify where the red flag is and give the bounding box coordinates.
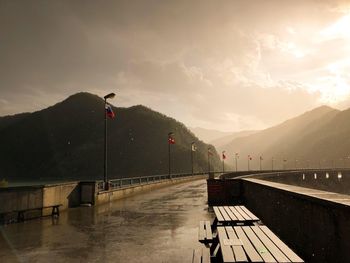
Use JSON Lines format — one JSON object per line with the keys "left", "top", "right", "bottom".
{"left": 105, "top": 104, "right": 115, "bottom": 118}
{"left": 222, "top": 151, "right": 226, "bottom": 160}
{"left": 168, "top": 136, "right": 175, "bottom": 144}
{"left": 248, "top": 155, "right": 252, "bottom": 160}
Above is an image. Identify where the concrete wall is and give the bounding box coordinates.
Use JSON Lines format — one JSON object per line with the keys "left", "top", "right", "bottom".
{"left": 242, "top": 179, "right": 350, "bottom": 263}
{"left": 0, "top": 186, "right": 43, "bottom": 213}
{"left": 95, "top": 175, "right": 208, "bottom": 205}
{"left": 42, "top": 182, "right": 80, "bottom": 215}
{"left": 0, "top": 182, "right": 80, "bottom": 222}
{"left": 207, "top": 176, "right": 350, "bottom": 263}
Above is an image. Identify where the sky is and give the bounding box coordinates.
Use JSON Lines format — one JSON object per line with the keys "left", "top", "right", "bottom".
{"left": 1, "top": 0, "right": 350, "bottom": 131}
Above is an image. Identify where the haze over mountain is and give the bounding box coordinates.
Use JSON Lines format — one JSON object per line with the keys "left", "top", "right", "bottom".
{"left": 189, "top": 127, "right": 234, "bottom": 144}
{"left": 0, "top": 93, "right": 221, "bottom": 182}
{"left": 210, "top": 130, "right": 258, "bottom": 148}
{"left": 220, "top": 105, "right": 348, "bottom": 170}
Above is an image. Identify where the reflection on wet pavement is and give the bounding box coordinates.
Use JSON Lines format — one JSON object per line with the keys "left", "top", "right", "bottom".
{"left": 0, "top": 179, "right": 213, "bottom": 263}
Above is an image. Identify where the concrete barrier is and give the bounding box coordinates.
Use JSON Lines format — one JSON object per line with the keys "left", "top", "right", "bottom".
{"left": 95, "top": 175, "right": 208, "bottom": 205}
{"left": 207, "top": 175, "right": 350, "bottom": 263}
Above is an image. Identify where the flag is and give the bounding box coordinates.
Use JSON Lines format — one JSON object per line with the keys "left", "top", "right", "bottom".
{"left": 168, "top": 136, "right": 175, "bottom": 144}
{"left": 222, "top": 151, "right": 226, "bottom": 160}
{"left": 248, "top": 155, "right": 252, "bottom": 160}
{"left": 105, "top": 104, "right": 115, "bottom": 118}
{"left": 235, "top": 153, "right": 239, "bottom": 159}
{"left": 191, "top": 144, "right": 197, "bottom": 152}
{"left": 260, "top": 156, "right": 263, "bottom": 160}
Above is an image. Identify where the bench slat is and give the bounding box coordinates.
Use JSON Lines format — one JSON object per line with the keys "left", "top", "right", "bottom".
{"left": 234, "top": 206, "right": 251, "bottom": 221}
{"left": 229, "top": 207, "right": 245, "bottom": 221}
{"left": 217, "top": 227, "right": 235, "bottom": 262}
{"left": 213, "top": 206, "right": 225, "bottom": 222}
{"left": 234, "top": 226, "right": 263, "bottom": 262}
{"left": 239, "top": 206, "right": 259, "bottom": 221}
{"left": 259, "top": 226, "right": 304, "bottom": 263}
{"left": 205, "top": 221, "right": 213, "bottom": 240}
{"left": 224, "top": 206, "right": 238, "bottom": 221}
{"left": 251, "top": 226, "right": 291, "bottom": 263}
{"left": 199, "top": 221, "right": 205, "bottom": 241}
{"left": 225, "top": 226, "right": 247, "bottom": 262}
{"left": 218, "top": 207, "right": 231, "bottom": 222}
{"left": 242, "top": 226, "right": 276, "bottom": 263}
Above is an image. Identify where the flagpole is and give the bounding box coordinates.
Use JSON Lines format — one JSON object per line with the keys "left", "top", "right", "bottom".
{"left": 260, "top": 157, "right": 262, "bottom": 171}
{"left": 222, "top": 151, "right": 225, "bottom": 173}
{"left": 235, "top": 153, "right": 238, "bottom": 172}
{"left": 191, "top": 142, "right": 195, "bottom": 175}
{"left": 207, "top": 147, "right": 211, "bottom": 174}
{"left": 103, "top": 92, "right": 115, "bottom": 191}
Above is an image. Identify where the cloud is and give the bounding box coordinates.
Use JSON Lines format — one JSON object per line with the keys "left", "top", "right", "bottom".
{"left": 0, "top": 0, "right": 349, "bottom": 131}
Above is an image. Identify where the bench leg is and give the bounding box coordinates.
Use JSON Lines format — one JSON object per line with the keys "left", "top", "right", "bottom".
{"left": 52, "top": 206, "right": 60, "bottom": 218}
{"left": 17, "top": 211, "right": 25, "bottom": 222}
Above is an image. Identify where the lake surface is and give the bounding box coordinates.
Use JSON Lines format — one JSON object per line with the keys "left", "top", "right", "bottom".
{"left": 0, "top": 179, "right": 213, "bottom": 263}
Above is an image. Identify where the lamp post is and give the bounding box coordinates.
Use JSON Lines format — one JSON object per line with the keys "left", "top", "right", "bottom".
{"left": 248, "top": 155, "right": 251, "bottom": 171}
{"left": 191, "top": 142, "right": 196, "bottom": 175}
{"left": 208, "top": 147, "right": 212, "bottom": 174}
{"left": 222, "top": 151, "right": 226, "bottom": 173}
{"left": 259, "top": 156, "right": 263, "bottom": 171}
{"left": 103, "top": 92, "right": 116, "bottom": 190}
{"left": 168, "top": 132, "right": 174, "bottom": 179}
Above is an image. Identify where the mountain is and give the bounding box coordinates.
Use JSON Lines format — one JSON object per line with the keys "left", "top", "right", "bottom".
{"left": 0, "top": 92, "right": 221, "bottom": 181}
{"left": 190, "top": 127, "right": 234, "bottom": 143}
{"left": 222, "top": 105, "right": 341, "bottom": 170}
{"left": 211, "top": 130, "right": 258, "bottom": 148}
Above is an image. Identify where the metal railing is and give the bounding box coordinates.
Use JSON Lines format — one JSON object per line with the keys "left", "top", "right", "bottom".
{"left": 96, "top": 171, "right": 224, "bottom": 192}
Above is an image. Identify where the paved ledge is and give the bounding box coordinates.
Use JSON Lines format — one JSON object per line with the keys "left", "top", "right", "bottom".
{"left": 243, "top": 178, "right": 350, "bottom": 207}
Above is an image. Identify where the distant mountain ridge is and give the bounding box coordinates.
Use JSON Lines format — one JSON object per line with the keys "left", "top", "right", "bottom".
{"left": 221, "top": 105, "right": 343, "bottom": 170}
{"left": 0, "top": 92, "right": 221, "bottom": 181}
{"left": 189, "top": 127, "right": 233, "bottom": 143}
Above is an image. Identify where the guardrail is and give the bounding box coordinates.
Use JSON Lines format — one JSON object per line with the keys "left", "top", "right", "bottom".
{"left": 97, "top": 171, "right": 226, "bottom": 192}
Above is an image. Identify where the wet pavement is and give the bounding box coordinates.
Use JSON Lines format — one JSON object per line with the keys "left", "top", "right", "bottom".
{"left": 0, "top": 179, "right": 213, "bottom": 263}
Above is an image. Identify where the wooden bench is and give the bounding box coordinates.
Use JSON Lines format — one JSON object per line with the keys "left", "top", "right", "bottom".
{"left": 213, "top": 206, "right": 260, "bottom": 227}
{"left": 198, "top": 220, "right": 213, "bottom": 244}
{"left": 192, "top": 248, "right": 211, "bottom": 263}
{"left": 215, "top": 226, "right": 304, "bottom": 262}
{"left": 15, "top": 204, "right": 62, "bottom": 222}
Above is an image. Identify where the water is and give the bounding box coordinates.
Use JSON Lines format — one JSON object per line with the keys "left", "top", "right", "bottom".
{"left": 0, "top": 179, "right": 213, "bottom": 263}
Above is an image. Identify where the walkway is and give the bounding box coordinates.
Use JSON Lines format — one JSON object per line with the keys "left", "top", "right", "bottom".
{"left": 0, "top": 179, "right": 213, "bottom": 263}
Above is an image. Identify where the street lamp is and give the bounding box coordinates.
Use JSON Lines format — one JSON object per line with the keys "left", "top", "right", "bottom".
{"left": 222, "top": 151, "right": 226, "bottom": 173}
{"left": 103, "top": 92, "right": 116, "bottom": 190}
{"left": 248, "top": 155, "right": 252, "bottom": 171}
{"left": 191, "top": 142, "right": 196, "bottom": 175}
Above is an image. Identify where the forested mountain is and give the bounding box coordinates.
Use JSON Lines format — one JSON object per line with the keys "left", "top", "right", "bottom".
{"left": 221, "top": 106, "right": 344, "bottom": 170}
{"left": 0, "top": 93, "right": 221, "bottom": 181}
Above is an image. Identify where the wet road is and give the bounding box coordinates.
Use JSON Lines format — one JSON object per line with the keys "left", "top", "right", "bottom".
{"left": 0, "top": 179, "right": 213, "bottom": 263}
